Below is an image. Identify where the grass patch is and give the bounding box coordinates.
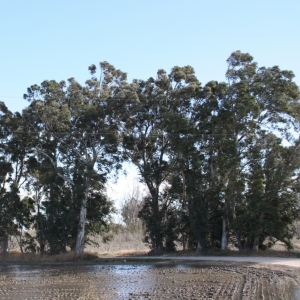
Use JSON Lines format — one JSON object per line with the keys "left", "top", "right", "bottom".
{"left": 0, "top": 251, "right": 100, "bottom": 264}
{"left": 0, "top": 249, "right": 150, "bottom": 264}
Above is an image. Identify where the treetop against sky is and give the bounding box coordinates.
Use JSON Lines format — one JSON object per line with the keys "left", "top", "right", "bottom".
{"left": 0, "top": 0, "right": 299, "bottom": 113}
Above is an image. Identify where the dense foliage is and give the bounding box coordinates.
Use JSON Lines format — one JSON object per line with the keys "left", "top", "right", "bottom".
{"left": 1, "top": 51, "right": 299, "bottom": 254}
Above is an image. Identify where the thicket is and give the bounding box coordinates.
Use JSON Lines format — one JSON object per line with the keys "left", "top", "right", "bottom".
{"left": 1, "top": 51, "right": 300, "bottom": 255}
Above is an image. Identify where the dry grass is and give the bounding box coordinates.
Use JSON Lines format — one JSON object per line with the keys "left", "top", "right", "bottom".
{"left": 1, "top": 226, "right": 150, "bottom": 263}
{"left": 0, "top": 248, "right": 150, "bottom": 263}
{"left": 86, "top": 228, "right": 149, "bottom": 253}
{"left": 0, "top": 250, "right": 102, "bottom": 263}
{"left": 97, "top": 249, "right": 149, "bottom": 257}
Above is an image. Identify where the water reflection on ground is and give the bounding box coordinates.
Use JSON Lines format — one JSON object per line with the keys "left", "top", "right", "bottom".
{"left": 0, "top": 263, "right": 298, "bottom": 299}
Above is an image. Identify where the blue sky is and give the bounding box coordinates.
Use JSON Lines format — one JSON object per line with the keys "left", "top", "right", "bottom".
{"left": 1, "top": 0, "right": 299, "bottom": 113}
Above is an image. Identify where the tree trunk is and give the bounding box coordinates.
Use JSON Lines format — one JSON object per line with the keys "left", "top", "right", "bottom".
{"left": 152, "top": 243, "right": 164, "bottom": 254}
{"left": 252, "top": 237, "right": 259, "bottom": 251}
{"left": 252, "top": 212, "right": 265, "bottom": 251}
{"left": 75, "top": 169, "right": 91, "bottom": 254}
{"left": 2, "top": 235, "right": 8, "bottom": 256}
{"left": 180, "top": 165, "right": 189, "bottom": 252}
{"left": 182, "top": 234, "right": 186, "bottom": 251}
{"left": 231, "top": 205, "right": 243, "bottom": 251}
{"left": 37, "top": 204, "right": 44, "bottom": 254}
{"left": 152, "top": 205, "right": 164, "bottom": 254}
{"left": 221, "top": 217, "right": 229, "bottom": 250}
{"left": 146, "top": 184, "right": 164, "bottom": 255}
{"left": 194, "top": 240, "right": 202, "bottom": 254}
{"left": 75, "top": 196, "right": 87, "bottom": 254}
{"left": 234, "top": 230, "right": 243, "bottom": 251}
{"left": 15, "top": 231, "right": 24, "bottom": 254}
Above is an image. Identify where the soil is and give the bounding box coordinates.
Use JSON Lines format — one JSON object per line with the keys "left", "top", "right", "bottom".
{"left": 0, "top": 261, "right": 299, "bottom": 299}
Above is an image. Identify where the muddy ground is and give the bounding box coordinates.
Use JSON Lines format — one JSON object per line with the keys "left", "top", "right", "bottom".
{"left": 0, "top": 261, "right": 299, "bottom": 299}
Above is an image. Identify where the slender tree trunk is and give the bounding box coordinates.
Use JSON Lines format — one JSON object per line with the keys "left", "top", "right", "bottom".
{"left": 252, "top": 212, "right": 265, "bottom": 251}
{"left": 75, "top": 196, "right": 87, "bottom": 254}
{"left": 252, "top": 237, "right": 259, "bottom": 251}
{"left": 221, "top": 200, "right": 229, "bottom": 250}
{"left": 182, "top": 236, "right": 186, "bottom": 251}
{"left": 37, "top": 201, "right": 44, "bottom": 255}
{"left": 15, "top": 228, "right": 24, "bottom": 254}
{"left": 2, "top": 234, "right": 8, "bottom": 256}
{"left": 75, "top": 171, "right": 90, "bottom": 254}
{"left": 181, "top": 164, "right": 189, "bottom": 251}
{"left": 231, "top": 204, "right": 243, "bottom": 251}
{"left": 234, "top": 230, "right": 243, "bottom": 251}
{"left": 195, "top": 240, "right": 202, "bottom": 254}
{"left": 221, "top": 217, "right": 229, "bottom": 250}
{"left": 182, "top": 180, "right": 187, "bottom": 204}
{"left": 153, "top": 196, "right": 164, "bottom": 254}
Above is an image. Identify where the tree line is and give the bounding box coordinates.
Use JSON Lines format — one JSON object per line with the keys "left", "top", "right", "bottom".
{"left": 1, "top": 51, "right": 300, "bottom": 255}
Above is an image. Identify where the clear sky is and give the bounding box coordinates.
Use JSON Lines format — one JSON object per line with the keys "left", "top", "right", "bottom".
{"left": 1, "top": 0, "right": 299, "bottom": 112}
{"left": 1, "top": 0, "right": 299, "bottom": 204}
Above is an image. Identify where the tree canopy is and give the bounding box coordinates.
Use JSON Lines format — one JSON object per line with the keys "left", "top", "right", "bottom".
{"left": 1, "top": 51, "right": 299, "bottom": 255}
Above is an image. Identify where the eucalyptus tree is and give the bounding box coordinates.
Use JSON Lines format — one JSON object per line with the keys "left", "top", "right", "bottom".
{"left": 115, "top": 66, "right": 200, "bottom": 253}
{"left": 168, "top": 51, "right": 300, "bottom": 252}
{"left": 233, "top": 132, "right": 300, "bottom": 250}
{"left": 188, "top": 80, "right": 230, "bottom": 251}
{"left": 0, "top": 102, "right": 35, "bottom": 255}
{"left": 23, "top": 63, "right": 124, "bottom": 253}
{"left": 165, "top": 79, "right": 226, "bottom": 251}
{"left": 221, "top": 51, "right": 300, "bottom": 250}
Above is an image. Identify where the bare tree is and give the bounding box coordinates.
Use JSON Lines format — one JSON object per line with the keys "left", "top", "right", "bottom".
{"left": 121, "top": 183, "right": 144, "bottom": 230}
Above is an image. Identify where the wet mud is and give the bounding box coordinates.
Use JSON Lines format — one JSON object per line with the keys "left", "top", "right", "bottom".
{"left": 0, "top": 263, "right": 298, "bottom": 299}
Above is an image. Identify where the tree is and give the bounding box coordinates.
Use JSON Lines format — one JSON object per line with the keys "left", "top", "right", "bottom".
{"left": 0, "top": 102, "right": 35, "bottom": 255}
{"left": 121, "top": 184, "right": 144, "bottom": 230}
{"left": 23, "top": 63, "right": 123, "bottom": 253}
{"left": 221, "top": 51, "right": 300, "bottom": 250}
{"left": 166, "top": 51, "right": 300, "bottom": 252}
{"left": 233, "top": 132, "right": 300, "bottom": 250}
{"left": 117, "top": 66, "right": 200, "bottom": 253}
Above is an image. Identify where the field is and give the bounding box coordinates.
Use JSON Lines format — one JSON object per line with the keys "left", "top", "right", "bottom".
{"left": 0, "top": 261, "right": 299, "bottom": 299}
